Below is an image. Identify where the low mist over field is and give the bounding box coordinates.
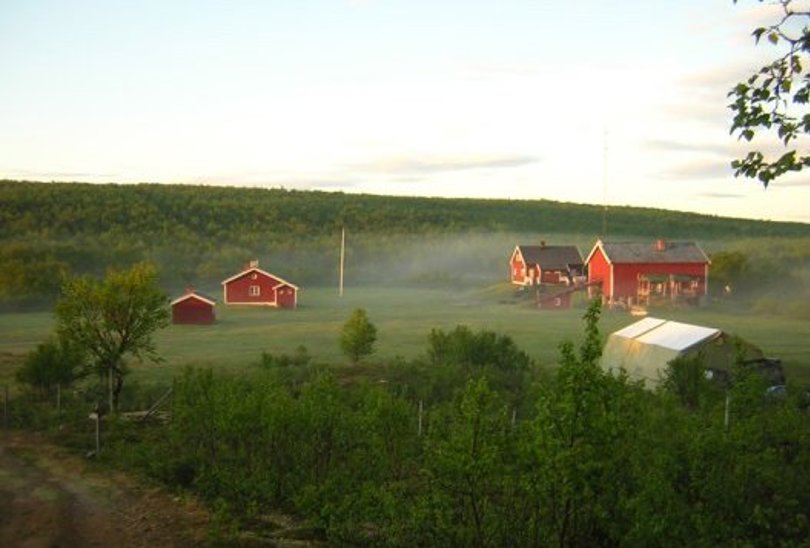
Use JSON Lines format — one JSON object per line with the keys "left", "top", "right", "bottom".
{"left": 2, "top": 179, "right": 810, "bottom": 310}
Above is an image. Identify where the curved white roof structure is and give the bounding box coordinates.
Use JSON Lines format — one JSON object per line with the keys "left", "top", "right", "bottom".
{"left": 601, "top": 317, "right": 725, "bottom": 386}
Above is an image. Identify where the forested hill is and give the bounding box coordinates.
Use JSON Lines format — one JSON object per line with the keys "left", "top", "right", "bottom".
{"left": 2, "top": 180, "right": 809, "bottom": 241}
{"left": 2, "top": 179, "right": 809, "bottom": 307}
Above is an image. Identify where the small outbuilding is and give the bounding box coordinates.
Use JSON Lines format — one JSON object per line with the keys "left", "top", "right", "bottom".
{"left": 171, "top": 289, "right": 216, "bottom": 325}
{"left": 585, "top": 239, "right": 709, "bottom": 307}
{"left": 599, "top": 317, "right": 762, "bottom": 387}
{"left": 221, "top": 259, "right": 299, "bottom": 309}
{"left": 510, "top": 243, "right": 584, "bottom": 286}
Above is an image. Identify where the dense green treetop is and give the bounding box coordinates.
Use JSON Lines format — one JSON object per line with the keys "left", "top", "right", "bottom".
{"left": 2, "top": 179, "right": 809, "bottom": 243}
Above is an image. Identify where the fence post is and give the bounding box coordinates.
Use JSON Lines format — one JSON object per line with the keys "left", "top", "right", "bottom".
{"left": 418, "top": 400, "right": 423, "bottom": 437}
{"left": 57, "top": 383, "right": 62, "bottom": 417}
{"left": 3, "top": 385, "right": 8, "bottom": 429}
{"left": 95, "top": 413, "right": 100, "bottom": 454}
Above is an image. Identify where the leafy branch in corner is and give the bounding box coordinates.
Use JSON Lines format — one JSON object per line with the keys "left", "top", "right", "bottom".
{"left": 729, "top": 0, "right": 810, "bottom": 186}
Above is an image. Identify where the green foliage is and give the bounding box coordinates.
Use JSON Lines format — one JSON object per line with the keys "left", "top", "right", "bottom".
{"left": 15, "top": 337, "right": 85, "bottom": 397}
{"left": 661, "top": 353, "right": 720, "bottom": 411}
{"left": 0, "top": 242, "right": 69, "bottom": 308}
{"left": 525, "top": 299, "right": 644, "bottom": 545}
{"left": 339, "top": 308, "right": 377, "bottom": 364}
{"left": 16, "top": 295, "right": 810, "bottom": 545}
{"left": 730, "top": 1, "right": 810, "bottom": 185}
{"left": 259, "top": 345, "right": 312, "bottom": 369}
{"left": 427, "top": 325, "right": 531, "bottom": 372}
{"left": 55, "top": 262, "right": 170, "bottom": 411}
{"left": 709, "top": 249, "right": 749, "bottom": 294}
{"left": 420, "top": 378, "right": 516, "bottom": 546}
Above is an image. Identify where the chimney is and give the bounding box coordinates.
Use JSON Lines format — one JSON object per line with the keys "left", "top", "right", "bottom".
{"left": 655, "top": 239, "right": 666, "bottom": 252}
{"left": 247, "top": 259, "right": 259, "bottom": 269}
{"left": 540, "top": 240, "right": 546, "bottom": 248}
{"left": 185, "top": 286, "right": 195, "bottom": 295}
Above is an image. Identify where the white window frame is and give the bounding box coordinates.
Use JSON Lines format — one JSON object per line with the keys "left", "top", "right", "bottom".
{"left": 249, "top": 285, "right": 261, "bottom": 297}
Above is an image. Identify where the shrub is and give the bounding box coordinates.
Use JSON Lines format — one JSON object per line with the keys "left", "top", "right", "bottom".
{"left": 15, "top": 337, "right": 85, "bottom": 398}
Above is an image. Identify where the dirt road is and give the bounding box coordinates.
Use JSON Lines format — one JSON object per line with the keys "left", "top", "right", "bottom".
{"left": 0, "top": 431, "right": 210, "bottom": 547}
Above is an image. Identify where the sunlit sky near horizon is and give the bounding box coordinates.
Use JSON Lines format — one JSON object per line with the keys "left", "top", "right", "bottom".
{"left": 2, "top": 0, "right": 810, "bottom": 223}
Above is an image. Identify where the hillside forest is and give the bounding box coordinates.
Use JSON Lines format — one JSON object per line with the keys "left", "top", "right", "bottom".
{"left": 3, "top": 180, "right": 810, "bottom": 318}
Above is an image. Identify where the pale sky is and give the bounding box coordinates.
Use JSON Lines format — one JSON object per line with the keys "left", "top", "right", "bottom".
{"left": 2, "top": 0, "right": 809, "bottom": 223}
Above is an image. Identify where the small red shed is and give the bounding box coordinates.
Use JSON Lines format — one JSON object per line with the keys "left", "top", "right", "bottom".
{"left": 510, "top": 243, "right": 584, "bottom": 286}
{"left": 221, "top": 260, "right": 299, "bottom": 309}
{"left": 585, "top": 239, "right": 710, "bottom": 306}
{"left": 537, "top": 290, "right": 573, "bottom": 310}
{"left": 171, "top": 289, "right": 216, "bottom": 325}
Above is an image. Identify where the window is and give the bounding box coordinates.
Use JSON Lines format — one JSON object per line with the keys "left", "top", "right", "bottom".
{"left": 249, "top": 285, "right": 261, "bottom": 297}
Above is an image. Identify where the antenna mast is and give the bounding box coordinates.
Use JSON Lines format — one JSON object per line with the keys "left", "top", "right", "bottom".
{"left": 602, "top": 127, "right": 609, "bottom": 238}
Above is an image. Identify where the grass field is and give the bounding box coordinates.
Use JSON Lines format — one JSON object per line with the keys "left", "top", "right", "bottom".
{"left": 2, "top": 285, "right": 810, "bottom": 387}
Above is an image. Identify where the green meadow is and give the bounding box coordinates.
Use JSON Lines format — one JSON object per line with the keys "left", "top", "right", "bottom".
{"left": 2, "top": 285, "right": 810, "bottom": 387}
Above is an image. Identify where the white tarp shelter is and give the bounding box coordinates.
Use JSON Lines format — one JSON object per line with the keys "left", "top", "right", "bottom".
{"left": 600, "top": 317, "right": 736, "bottom": 386}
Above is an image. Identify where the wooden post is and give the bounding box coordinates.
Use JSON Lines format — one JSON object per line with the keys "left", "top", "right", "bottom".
{"left": 3, "top": 385, "right": 8, "bottom": 430}
{"left": 95, "top": 413, "right": 101, "bottom": 455}
{"left": 417, "top": 400, "right": 423, "bottom": 437}
{"left": 511, "top": 407, "right": 517, "bottom": 429}
{"left": 108, "top": 368, "right": 114, "bottom": 414}
{"left": 339, "top": 227, "right": 345, "bottom": 297}
{"left": 57, "top": 383, "right": 62, "bottom": 417}
{"left": 724, "top": 393, "right": 730, "bottom": 432}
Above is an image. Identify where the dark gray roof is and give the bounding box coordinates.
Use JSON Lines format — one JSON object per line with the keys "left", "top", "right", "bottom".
{"left": 598, "top": 241, "right": 709, "bottom": 264}
{"left": 518, "top": 245, "right": 583, "bottom": 269}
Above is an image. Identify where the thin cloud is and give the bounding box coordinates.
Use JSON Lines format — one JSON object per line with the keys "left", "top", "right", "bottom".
{"left": 657, "top": 159, "right": 734, "bottom": 181}
{"left": 0, "top": 169, "right": 120, "bottom": 181}
{"left": 766, "top": 176, "right": 810, "bottom": 188}
{"left": 644, "top": 139, "right": 730, "bottom": 157}
{"left": 696, "top": 192, "right": 745, "bottom": 199}
{"left": 347, "top": 154, "right": 541, "bottom": 177}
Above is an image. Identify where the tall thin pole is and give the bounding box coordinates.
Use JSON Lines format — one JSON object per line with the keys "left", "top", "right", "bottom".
{"left": 339, "top": 227, "right": 345, "bottom": 297}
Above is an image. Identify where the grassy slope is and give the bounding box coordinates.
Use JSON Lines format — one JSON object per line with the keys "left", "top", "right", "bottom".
{"left": 2, "top": 286, "right": 809, "bottom": 387}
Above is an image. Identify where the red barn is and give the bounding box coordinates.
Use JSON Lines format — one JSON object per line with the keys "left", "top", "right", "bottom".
{"left": 585, "top": 239, "right": 709, "bottom": 306}
{"left": 171, "top": 289, "right": 216, "bottom": 325}
{"left": 510, "top": 243, "right": 584, "bottom": 286}
{"left": 221, "top": 260, "right": 299, "bottom": 309}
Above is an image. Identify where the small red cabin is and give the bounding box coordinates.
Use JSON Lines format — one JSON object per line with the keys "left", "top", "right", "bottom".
{"left": 510, "top": 243, "right": 584, "bottom": 286}
{"left": 537, "top": 290, "right": 573, "bottom": 310}
{"left": 221, "top": 260, "right": 299, "bottom": 309}
{"left": 585, "top": 239, "right": 709, "bottom": 306}
{"left": 171, "top": 289, "right": 216, "bottom": 325}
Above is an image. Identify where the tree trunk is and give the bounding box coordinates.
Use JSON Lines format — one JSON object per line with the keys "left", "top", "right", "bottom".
{"left": 112, "top": 368, "right": 124, "bottom": 412}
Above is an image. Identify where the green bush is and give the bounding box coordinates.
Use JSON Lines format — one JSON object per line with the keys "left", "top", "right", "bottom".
{"left": 15, "top": 337, "right": 85, "bottom": 398}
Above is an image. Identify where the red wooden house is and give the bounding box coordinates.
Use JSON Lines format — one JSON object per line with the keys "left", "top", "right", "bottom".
{"left": 171, "top": 289, "right": 216, "bottom": 325}
{"left": 585, "top": 239, "right": 709, "bottom": 306}
{"left": 510, "top": 243, "right": 584, "bottom": 286}
{"left": 221, "top": 260, "right": 299, "bottom": 309}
